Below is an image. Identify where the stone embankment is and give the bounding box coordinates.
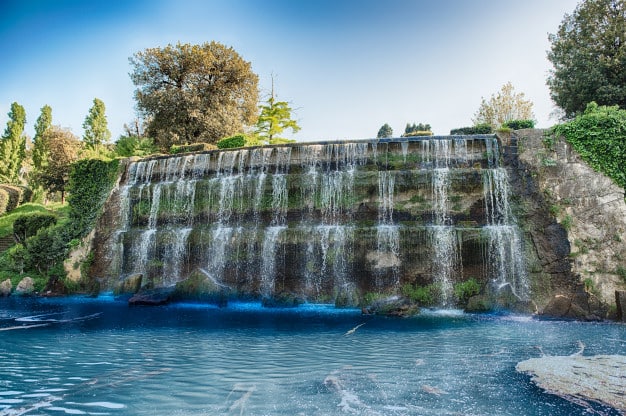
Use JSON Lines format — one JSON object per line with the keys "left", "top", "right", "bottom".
{"left": 506, "top": 129, "right": 626, "bottom": 320}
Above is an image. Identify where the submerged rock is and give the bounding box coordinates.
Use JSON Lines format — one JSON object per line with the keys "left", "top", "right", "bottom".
{"left": 516, "top": 354, "right": 626, "bottom": 412}
{"left": 362, "top": 296, "right": 419, "bottom": 317}
{"left": 128, "top": 288, "right": 173, "bottom": 306}
{"left": 0, "top": 279, "right": 12, "bottom": 296}
{"left": 15, "top": 277, "right": 35, "bottom": 296}
{"left": 262, "top": 292, "right": 304, "bottom": 308}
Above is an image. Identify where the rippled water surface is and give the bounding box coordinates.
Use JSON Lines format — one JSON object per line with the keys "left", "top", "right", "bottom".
{"left": 1, "top": 296, "right": 624, "bottom": 415}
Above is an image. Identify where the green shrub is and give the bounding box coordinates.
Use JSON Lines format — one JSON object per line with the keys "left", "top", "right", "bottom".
{"left": 552, "top": 102, "right": 626, "bottom": 190}
{"left": 115, "top": 136, "right": 159, "bottom": 157}
{"left": 453, "top": 278, "right": 481, "bottom": 303}
{"left": 24, "top": 226, "right": 68, "bottom": 275}
{"left": 401, "top": 283, "right": 437, "bottom": 306}
{"left": 13, "top": 213, "right": 57, "bottom": 245}
{"left": 170, "top": 142, "right": 218, "bottom": 154}
{"left": 503, "top": 119, "right": 535, "bottom": 130}
{"left": 217, "top": 134, "right": 246, "bottom": 149}
{"left": 616, "top": 265, "right": 626, "bottom": 282}
{"left": 450, "top": 124, "right": 493, "bottom": 135}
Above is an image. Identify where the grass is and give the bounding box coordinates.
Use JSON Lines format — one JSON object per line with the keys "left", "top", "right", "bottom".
{"left": 0, "top": 203, "right": 69, "bottom": 238}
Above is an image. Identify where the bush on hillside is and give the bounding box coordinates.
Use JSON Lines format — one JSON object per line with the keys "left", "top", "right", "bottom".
{"left": 0, "top": 189, "right": 8, "bottom": 216}
{"left": 13, "top": 213, "right": 57, "bottom": 245}
{"left": 0, "top": 185, "right": 23, "bottom": 213}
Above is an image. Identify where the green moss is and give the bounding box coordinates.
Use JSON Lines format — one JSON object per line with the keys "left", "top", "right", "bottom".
{"left": 453, "top": 278, "right": 481, "bottom": 303}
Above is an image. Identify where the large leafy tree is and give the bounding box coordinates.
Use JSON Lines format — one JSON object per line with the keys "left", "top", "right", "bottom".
{"left": 129, "top": 41, "right": 259, "bottom": 149}
{"left": 473, "top": 82, "right": 534, "bottom": 129}
{"left": 38, "top": 127, "right": 82, "bottom": 204}
{"left": 82, "top": 98, "right": 111, "bottom": 149}
{"left": 547, "top": 0, "right": 626, "bottom": 117}
{"left": 377, "top": 123, "right": 393, "bottom": 138}
{"left": 0, "top": 102, "right": 27, "bottom": 184}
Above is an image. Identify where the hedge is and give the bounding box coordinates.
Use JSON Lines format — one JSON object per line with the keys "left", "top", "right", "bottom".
{"left": 0, "top": 189, "right": 8, "bottom": 216}
{"left": 0, "top": 185, "right": 23, "bottom": 212}
{"left": 170, "top": 142, "right": 218, "bottom": 154}
{"left": 450, "top": 124, "right": 493, "bottom": 135}
{"left": 502, "top": 119, "right": 535, "bottom": 130}
{"left": 217, "top": 134, "right": 246, "bottom": 149}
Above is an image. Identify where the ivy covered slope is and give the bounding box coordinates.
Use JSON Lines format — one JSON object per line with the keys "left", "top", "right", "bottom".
{"left": 552, "top": 102, "right": 626, "bottom": 193}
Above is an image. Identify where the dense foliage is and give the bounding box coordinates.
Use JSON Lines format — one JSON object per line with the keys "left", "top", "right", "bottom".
{"left": 552, "top": 102, "right": 626, "bottom": 190}
{"left": 547, "top": 0, "right": 626, "bottom": 117}
{"left": 67, "top": 158, "right": 121, "bottom": 237}
{"left": 403, "top": 123, "right": 431, "bottom": 135}
{"left": 31, "top": 105, "right": 52, "bottom": 178}
{"left": 450, "top": 124, "right": 493, "bottom": 135}
{"left": 130, "top": 41, "right": 259, "bottom": 149}
{"left": 13, "top": 212, "right": 57, "bottom": 245}
{"left": 115, "top": 135, "right": 159, "bottom": 157}
{"left": 473, "top": 82, "right": 534, "bottom": 129}
{"left": 377, "top": 123, "right": 393, "bottom": 138}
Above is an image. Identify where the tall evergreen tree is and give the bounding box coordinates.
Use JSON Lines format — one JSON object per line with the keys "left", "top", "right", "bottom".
{"left": 82, "top": 98, "right": 111, "bottom": 149}
{"left": 0, "top": 102, "right": 27, "bottom": 184}
{"left": 32, "top": 105, "right": 52, "bottom": 173}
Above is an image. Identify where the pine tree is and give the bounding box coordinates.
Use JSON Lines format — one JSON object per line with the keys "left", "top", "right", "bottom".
{"left": 0, "top": 102, "right": 27, "bottom": 184}
{"left": 83, "top": 98, "right": 111, "bottom": 150}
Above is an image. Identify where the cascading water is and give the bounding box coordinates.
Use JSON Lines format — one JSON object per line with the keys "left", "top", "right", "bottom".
{"left": 96, "top": 135, "right": 528, "bottom": 308}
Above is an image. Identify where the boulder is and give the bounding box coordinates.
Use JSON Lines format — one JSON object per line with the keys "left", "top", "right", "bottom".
{"left": 262, "top": 292, "right": 304, "bottom": 308}
{"left": 114, "top": 273, "right": 143, "bottom": 296}
{"left": 128, "top": 288, "right": 173, "bottom": 306}
{"left": 465, "top": 295, "right": 493, "bottom": 312}
{"left": 170, "top": 269, "right": 230, "bottom": 306}
{"left": 362, "top": 296, "right": 420, "bottom": 317}
{"left": 15, "top": 277, "right": 35, "bottom": 296}
{"left": 0, "top": 279, "right": 12, "bottom": 296}
{"left": 541, "top": 294, "right": 601, "bottom": 321}
{"left": 616, "top": 290, "right": 626, "bottom": 322}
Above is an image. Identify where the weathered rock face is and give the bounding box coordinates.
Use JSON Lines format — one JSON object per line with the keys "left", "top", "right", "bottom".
{"left": 616, "top": 291, "right": 626, "bottom": 322}
{"left": 509, "top": 129, "right": 626, "bottom": 316}
{"left": 90, "top": 136, "right": 531, "bottom": 308}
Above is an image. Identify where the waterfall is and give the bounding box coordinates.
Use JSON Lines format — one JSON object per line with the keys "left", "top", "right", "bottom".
{"left": 100, "top": 134, "right": 529, "bottom": 308}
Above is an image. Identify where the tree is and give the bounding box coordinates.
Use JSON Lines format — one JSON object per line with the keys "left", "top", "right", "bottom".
{"left": 472, "top": 82, "right": 534, "bottom": 129}
{"left": 32, "top": 105, "right": 52, "bottom": 174}
{"left": 547, "top": 0, "right": 626, "bottom": 117}
{"left": 0, "top": 102, "right": 27, "bottom": 184}
{"left": 83, "top": 98, "right": 111, "bottom": 149}
{"left": 129, "top": 41, "right": 259, "bottom": 149}
{"left": 377, "top": 123, "right": 393, "bottom": 138}
{"left": 255, "top": 78, "right": 300, "bottom": 143}
{"left": 38, "top": 127, "right": 82, "bottom": 204}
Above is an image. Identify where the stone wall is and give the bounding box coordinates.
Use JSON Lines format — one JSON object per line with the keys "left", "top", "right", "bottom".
{"left": 508, "top": 129, "right": 626, "bottom": 317}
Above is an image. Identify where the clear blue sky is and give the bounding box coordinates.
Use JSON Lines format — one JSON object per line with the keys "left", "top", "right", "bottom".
{"left": 0, "top": 0, "right": 579, "bottom": 142}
